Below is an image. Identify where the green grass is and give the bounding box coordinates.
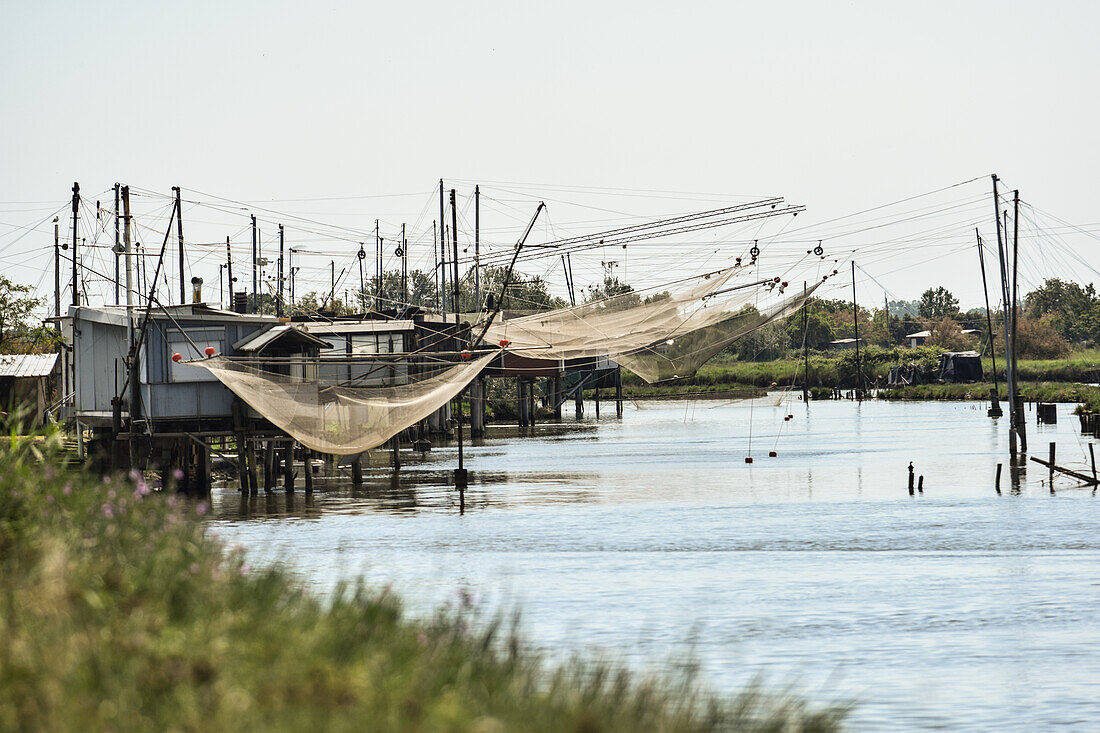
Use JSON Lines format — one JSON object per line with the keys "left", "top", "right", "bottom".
{"left": 0, "top": 421, "right": 845, "bottom": 732}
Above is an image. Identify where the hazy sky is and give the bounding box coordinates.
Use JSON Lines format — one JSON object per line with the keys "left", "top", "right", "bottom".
{"left": 2, "top": 0, "right": 1098, "bottom": 311}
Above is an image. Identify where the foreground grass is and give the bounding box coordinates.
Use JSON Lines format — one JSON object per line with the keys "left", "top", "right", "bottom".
{"left": 0, "top": 428, "right": 844, "bottom": 732}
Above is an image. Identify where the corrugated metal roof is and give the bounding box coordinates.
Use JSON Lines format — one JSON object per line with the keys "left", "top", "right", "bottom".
{"left": 0, "top": 353, "right": 58, "bottom": 378}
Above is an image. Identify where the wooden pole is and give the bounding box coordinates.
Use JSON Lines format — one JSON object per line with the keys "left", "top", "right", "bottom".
{"left": 70, "top": 182, "right": 80, "bottom": 306}
{"left": 450, "top": 189, "right": 460, "bottom": 322}
{"left": 802, "top": 281, "right": 810, "bottom": 402}
{"left": 1012, "top": 191, "right": 1027, "bottom": 453}
{"left": 351, "top": 455, "right": 363, "bottom": 486}
{"left": 474, "top": 185, "right": 480, "bottom": 311}
{"left": 995, "top": 463, "right": 1002, "bottom": 494}
{"left": 113, "top": 184, "right": 120, "bottom": 305}
{"left": 263, "top": 441, "right": 276, "bottom": 492}
{"left": 975, "top": 228, "right": 1002, "bottom": 416}
{"left": 439, "top": 181, "right": 447, "bottom": 313}
{"left": 226, "top": 236, "right": 234, "bottom": 306}
{"left": 303, "top": 447, "right": 313, "bottom": 492}
{"left": 282, "top": 443, "right": 294, "bottom": 492}
{"left": 401, "top": 223, "right": 408, "bottom": 306}
{"left": 851, "top": 261, "right": 862, "bottom": 398}
{"left": 173, "top": 186, "right": 185, "bottom": 304}
{"left": 53, "top": 217, "right": 61, "bottom": 324}
{"left": 1048, "top": 441, "right": 1055, "bottom": 491}
{"left": 251, "top": 214, "right": 258, "bottom": 312}
{"left": 992, "top": 175, "right": 1018, "bottom": 455}
{"left": 1091, "top": 443, "right": 1097, "bottom": 485}
{"left": 277, "top": 225, "right": 285, "bottom": 317}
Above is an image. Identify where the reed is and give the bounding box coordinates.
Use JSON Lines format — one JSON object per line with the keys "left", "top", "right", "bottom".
{"left": 0, "top": 416, "right": 845, "bottom": 732}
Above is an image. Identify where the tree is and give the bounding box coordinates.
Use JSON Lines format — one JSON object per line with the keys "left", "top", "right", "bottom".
{"left": 925, "top": 317, "right": 975, "bottom": 352}
{"left": 995, "top": 314, "right": 1071, "bottom": 358}
{"left": 0, "top": 276, "right": 56, "bottom": 353}
{"left": 1024, "top": 278, "right": 1099, "bottom": 344}
{"left": 918, "top": 287, "right": 960, "bottom": 319}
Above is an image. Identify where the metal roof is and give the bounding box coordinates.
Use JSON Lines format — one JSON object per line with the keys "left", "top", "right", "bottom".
{"left": 906, "top": 330, "right": 932, "bottom": 339}
{"left": 233, "top": 325, "right": 332, "bottom": 353}
{"left": 0, "top": 353, "right": 59, "bottom": 378}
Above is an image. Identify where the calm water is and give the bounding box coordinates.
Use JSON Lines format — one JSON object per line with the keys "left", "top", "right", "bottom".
{"left": 211, "top": 397, "right": 1100, "bottom": 731}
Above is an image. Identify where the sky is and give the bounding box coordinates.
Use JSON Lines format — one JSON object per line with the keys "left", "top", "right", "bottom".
{"left": 2, "top": 0, "right": 1098, "bottom": 313}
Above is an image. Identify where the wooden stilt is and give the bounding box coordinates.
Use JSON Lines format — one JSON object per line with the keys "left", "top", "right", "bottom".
{"left": 282, "top": 443, "right": 294, "bottom": 493}
{"left": 615, "top": 366, "right": 623, "bottom": 418}
{"left": 246, "top": 439, "right": 259, "bottom": 496}
{"left": 391, "top": 435, "right": 401, "bottom": 471}
{"left": 303, "top": 447, "right": 313, "bottom": 493}
{"left": 263, "top": 440, "right": 275, "bottom": 493}
{"left": 351, "top": 455, "right": 363, "bottom": 486}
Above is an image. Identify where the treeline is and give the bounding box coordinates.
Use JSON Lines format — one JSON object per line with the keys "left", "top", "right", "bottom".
{"left": 733, "top": 281, "right": 1089, "bottom": 360}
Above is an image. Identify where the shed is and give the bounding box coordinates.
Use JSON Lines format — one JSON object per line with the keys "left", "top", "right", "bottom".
{"left": 905, "top": 330, "right": 931, "bottom": 348}
{"left": 938, "top": 351, "right": 983, "bottom": 383}
{"left": 0, "top": 353, "right": 60, "bottom": 426}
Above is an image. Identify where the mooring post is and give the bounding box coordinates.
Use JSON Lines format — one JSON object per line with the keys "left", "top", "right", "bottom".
{"left": 391, "top": 434, "right": 401, "bottom": 471}
{"left": 908, "top": 461, "right": 915, "bottom": 496}
{"left": 351, "top": 455, "right": 363, "bottom": 486}
{"left": 917, "top": 475, "right": 924, "bottom": 494}
{"left": 1049, "top": 441, "right": 1056, "bottom": 493}
{"left": 1090, "top": 443, "right": 1097, "bottom": 485}
{"left": 595, "top": 383, "right": 600, "bottom": 419}
{"left": 303, "top": 448, "right": 313, "bottom": 493}
{"left": 995, "top": 463, "right": 1003, "bottom": 494}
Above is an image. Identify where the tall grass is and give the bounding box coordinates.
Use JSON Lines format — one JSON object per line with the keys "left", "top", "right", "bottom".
{"left": 0, "top": 419, "right": 845, "bottom": 732}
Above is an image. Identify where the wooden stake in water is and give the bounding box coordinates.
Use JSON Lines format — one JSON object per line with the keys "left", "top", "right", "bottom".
{"left": 1049, "top": 441, "right": 1056, "bottom": 493}
{"left": 908, "top": 462, "right": 915, "bottom": 496}
{"left": 995, "top": 463, "right": 1002, "bottom": 494}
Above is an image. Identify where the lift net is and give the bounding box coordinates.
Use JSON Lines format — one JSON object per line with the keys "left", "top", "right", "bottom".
{"left": 483, "top": 267, "right": 820, "bottom": 382}
{"left": 194, "top": 352, "right": 496, "bottom": 456}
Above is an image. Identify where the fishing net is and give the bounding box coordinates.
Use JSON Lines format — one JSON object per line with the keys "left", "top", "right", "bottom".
{"left": 194, "top": 352, "right": 495, "bottom": 455}
{"left": 483, "top": 266, "right": 820, "bottom": 382}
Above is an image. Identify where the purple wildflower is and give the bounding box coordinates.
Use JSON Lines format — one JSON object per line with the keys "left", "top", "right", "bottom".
{"left": 172, "top": 468, "right": 184, "bottom": 481}
{"left": 62, "top": 483, "right": 72, "bottom": 496}
{"left": 102, "top": 503, "right": 114, "bottom": 519}
{"left": 44, "top": 466, "right": 54, "bottom": 481}
{"left": 196, "top": 502, "right": 208, "bottom": 516}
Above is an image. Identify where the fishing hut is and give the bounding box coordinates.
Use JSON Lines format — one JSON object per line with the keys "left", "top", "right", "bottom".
{"left": 0, "top": 353, "right": 60, "bottom": 427}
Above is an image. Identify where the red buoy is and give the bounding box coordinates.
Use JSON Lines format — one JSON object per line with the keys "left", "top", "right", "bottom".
{"left": 745, "top": 456, "right": 753, "bottom": 464}
{"left": 768, "top": 450, "right": 778, "bottom": 457}
{"left": 461, "top": 350, "right": 471, "bottom": 360}
{"left": 204, "top": 346, "right": 216, "bottom": 357}
{"left": 498, "top": 338, "right": 511, "bottom": 347}
{"left": 171, "top": 352, "right": 182, "bottom": 363}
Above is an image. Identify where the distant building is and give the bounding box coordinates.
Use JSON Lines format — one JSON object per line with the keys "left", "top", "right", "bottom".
{"left": 828, "top": 338, "right": 865, "bottom": 351}
{"left": 906, "top": 328, "right": 981, "bottom": 348}
{"left": 905, "top": 330, "right": 931, "bottom": 348}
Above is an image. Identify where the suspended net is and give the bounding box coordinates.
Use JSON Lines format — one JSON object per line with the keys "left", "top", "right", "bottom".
{"left": 483, "top": 266, "right": 821, "bottom": 382}
{"left": 193, "top": 352, "right": 496, "bottom": 455}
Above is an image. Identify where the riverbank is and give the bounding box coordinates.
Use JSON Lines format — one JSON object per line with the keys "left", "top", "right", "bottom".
{"left": 615, "top": 350, "right": 1100, "bottom": 409}
{"left": 0, "top": 426, "right": 843, "bottom": 732}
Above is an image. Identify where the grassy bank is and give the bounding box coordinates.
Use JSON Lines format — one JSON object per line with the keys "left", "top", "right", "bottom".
{"left": 616, "top": 349, "right": 1100, "bottom": 406}
{"left": 0, "top": 426, "right": 844, "bottom": 732}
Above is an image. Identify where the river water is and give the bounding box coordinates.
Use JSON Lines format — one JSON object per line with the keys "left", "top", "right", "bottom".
{"left": 210, "top": 396, "right": 1100, "bottom": 731}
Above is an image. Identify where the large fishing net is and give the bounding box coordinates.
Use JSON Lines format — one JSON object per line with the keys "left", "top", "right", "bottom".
{"left": 483, "top": 266, "right": 820, "bottom": 382}
{"left": 194, "top": 352, "right": 495, "bottom": 455}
